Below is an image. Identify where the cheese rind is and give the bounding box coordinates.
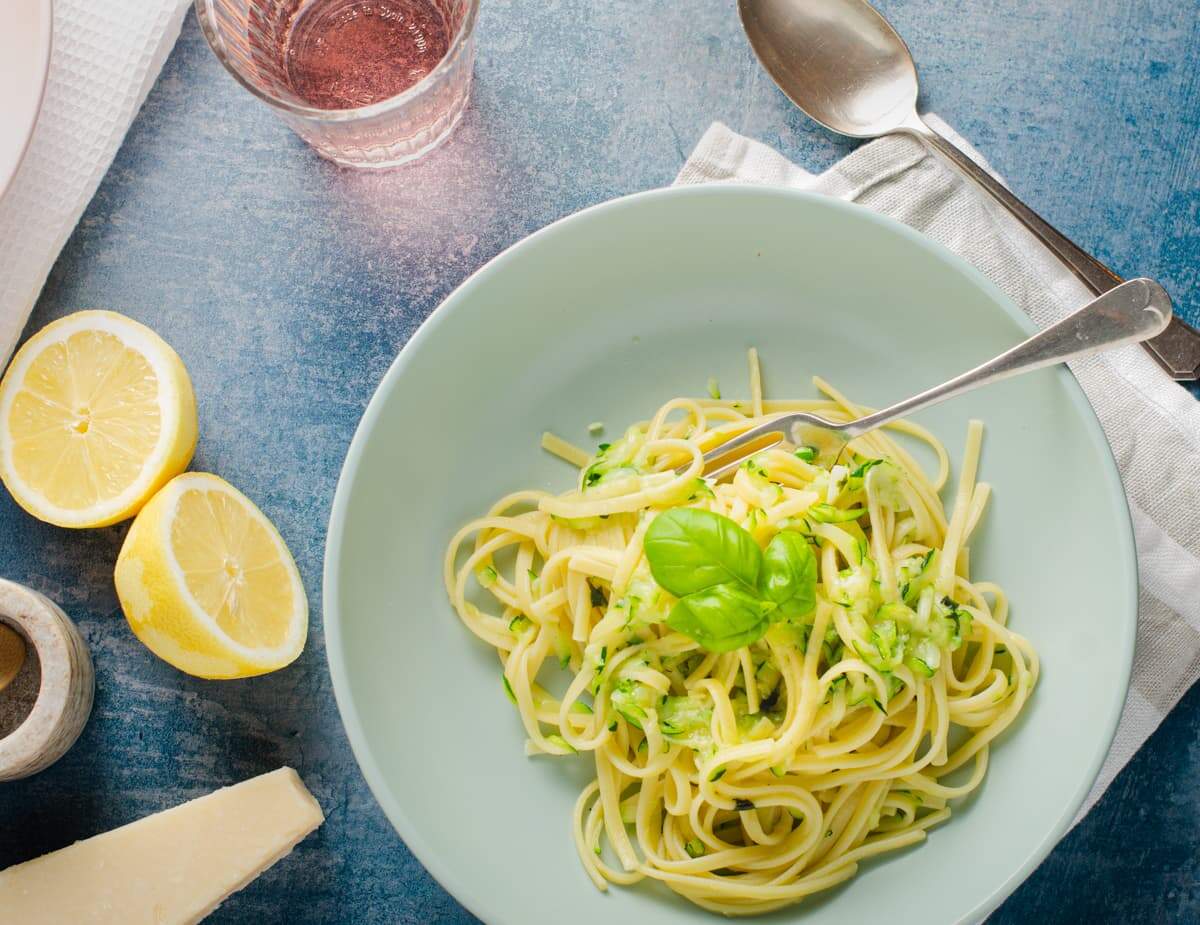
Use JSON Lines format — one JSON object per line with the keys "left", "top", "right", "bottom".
{"left": 0, "top": 766, "right": 324, "bottom": 924}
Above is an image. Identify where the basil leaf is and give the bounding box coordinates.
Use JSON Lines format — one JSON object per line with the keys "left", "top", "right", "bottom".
{"left": 760, "top": 531, "right": 817, "bottom": 619}
{"left": 644, "top": 508, "right": 763, "bottom": 598}
{"left": 666, "top": 583, "right": 774, "bottom": 652}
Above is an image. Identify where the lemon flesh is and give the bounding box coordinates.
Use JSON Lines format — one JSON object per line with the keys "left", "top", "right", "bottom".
{"left": 115, "top": 473, "right": 308, "bottom": 679}
{"left": 0, "top": 311, "right": 197, "bottom": 528}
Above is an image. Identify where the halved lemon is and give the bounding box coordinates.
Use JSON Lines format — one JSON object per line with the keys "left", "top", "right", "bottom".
{"left": 114, "top": 472, "right": 308, "bottom": 679}
{"left": 0, "top": 310, "right": 197, "bottom": 528}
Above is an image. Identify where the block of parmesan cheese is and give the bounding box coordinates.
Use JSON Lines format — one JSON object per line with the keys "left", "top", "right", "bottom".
{"left": 0, "top": 766, "right": 324, "bottom": 924}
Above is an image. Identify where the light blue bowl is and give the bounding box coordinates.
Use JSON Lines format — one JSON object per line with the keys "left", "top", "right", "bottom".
{"left": 325, "top": 186, "right": 1134, "bottom": 925}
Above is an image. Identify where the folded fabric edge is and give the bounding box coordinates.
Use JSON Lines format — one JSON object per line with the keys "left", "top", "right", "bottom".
{"left": 0, "top": 0, "right": 192, "bottom": 368}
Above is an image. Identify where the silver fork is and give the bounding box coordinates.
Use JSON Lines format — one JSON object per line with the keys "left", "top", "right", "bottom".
{"left": 690, "top": 278, "right": 1172, "bottom": 481}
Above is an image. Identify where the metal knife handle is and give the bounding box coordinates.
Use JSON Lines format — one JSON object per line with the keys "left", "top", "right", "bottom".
{"left": 902, "top": 115, "right": 1200, "bottom": 381}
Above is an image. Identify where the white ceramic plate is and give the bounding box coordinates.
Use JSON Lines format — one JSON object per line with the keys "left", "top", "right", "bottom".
{"left": 325, "top": 186, "right": 1135, "bottom": 925}
{"left": 0, "top": 0, "right": 53, "bottom": 201}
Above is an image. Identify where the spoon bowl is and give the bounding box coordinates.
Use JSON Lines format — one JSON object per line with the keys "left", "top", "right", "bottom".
{"left": 737, "top": 0, "right": 918, "bottom": 137}
{"left": 737, "top": 0, "right": 1200, "bottom": 379}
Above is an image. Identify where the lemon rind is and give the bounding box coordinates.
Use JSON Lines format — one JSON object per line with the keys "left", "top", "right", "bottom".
{"left": 150, "top": 472, "right": 307, "bottom": 670}
{"left": 0, "top": 310, "right": 195, "bottom": 528}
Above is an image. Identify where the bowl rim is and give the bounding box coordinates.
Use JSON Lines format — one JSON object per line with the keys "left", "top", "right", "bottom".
{"left": 0, "top": 0, "right": 53, "bottom": 202}
{"left": 323, "top": 183, "right": 1137, "bottom": 925}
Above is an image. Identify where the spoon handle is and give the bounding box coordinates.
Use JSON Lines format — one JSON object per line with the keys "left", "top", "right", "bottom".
{"left": 904, "top": 116, "right": 1200, "bottom": 381}
{"left": 846, "top": 278, "right": 1172, "bottom": 437}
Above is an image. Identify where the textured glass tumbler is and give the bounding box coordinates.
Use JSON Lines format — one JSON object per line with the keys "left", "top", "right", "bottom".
{"left": 195, "top": 0, "right": 478, "bottom": 168}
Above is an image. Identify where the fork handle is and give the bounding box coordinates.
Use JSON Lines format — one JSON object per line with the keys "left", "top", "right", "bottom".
{"left": 845, "top": 278, "right": 1172, "bottom": 437}
{"left": 904, "top": 115, "right": 1200, "bottom": 381}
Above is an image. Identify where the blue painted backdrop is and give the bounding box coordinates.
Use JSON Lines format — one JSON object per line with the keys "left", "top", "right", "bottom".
{"left": 1, "top": 1, "right": 1198, "bottom": 921}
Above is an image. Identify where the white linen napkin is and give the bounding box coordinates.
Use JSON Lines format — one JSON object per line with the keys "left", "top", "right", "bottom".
{"left": 0, "top": 0, "right": 191, "bottom": 366}
{"left": 678, "top": 120, "right": 1200, "bottom": 821}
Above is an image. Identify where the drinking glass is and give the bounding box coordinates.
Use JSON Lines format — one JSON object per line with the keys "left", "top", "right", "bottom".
{"left": 195, "top": 0, "right": 479, "bottom": 168}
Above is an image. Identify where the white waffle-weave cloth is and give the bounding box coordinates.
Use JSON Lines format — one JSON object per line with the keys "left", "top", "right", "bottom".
{"left": 0, "top": 0, "right": 190, "bottom": 365}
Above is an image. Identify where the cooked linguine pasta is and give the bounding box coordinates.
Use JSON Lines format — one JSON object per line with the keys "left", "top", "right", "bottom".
{"left": 443, "top": 351, "right": 1037, "bottom": 915}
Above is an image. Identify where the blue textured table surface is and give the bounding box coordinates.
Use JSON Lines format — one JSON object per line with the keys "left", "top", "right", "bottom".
{"left": 2, "top": 2, "right": 1198, "bottom": 921}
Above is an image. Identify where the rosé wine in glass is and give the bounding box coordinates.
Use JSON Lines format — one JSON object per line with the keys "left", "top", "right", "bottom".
{"left": 196, "top": 0, "right": 478, "bottom": 168}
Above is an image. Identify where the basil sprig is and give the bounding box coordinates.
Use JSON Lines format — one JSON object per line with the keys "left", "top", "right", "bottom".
{"left": 667, "top": 584, "right": 777, "bottom": 652}
{"left": 641, "top": 505, "right": 762, "bottom": 595}
{"left": 644, "top": 508, "right": 817, "bottom": 652}
{"left": 760, "top": 530, "right": 818, "bottom": 618}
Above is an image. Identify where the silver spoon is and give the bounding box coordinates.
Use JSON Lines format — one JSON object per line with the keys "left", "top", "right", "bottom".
{"left": 694, "top": 278, "right": 1171, "bottom": 480}
{"left": 737, "top": 0, "right": 1200, "bottom": 381}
